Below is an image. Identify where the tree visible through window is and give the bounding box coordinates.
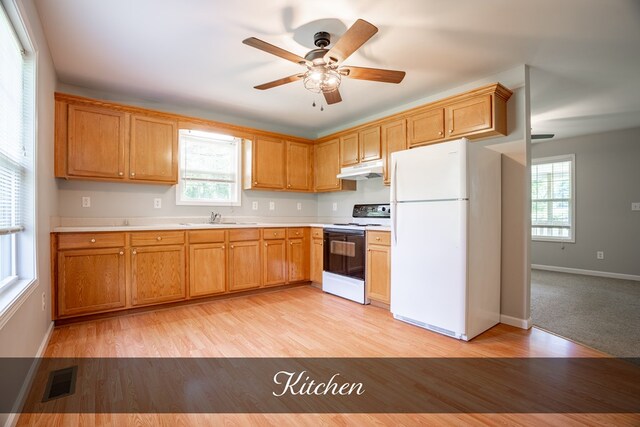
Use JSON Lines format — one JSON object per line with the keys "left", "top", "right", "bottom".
{"left": 531, "top": 154, "right": 575, "bottom": 242}
{"left": 176, "top": 130, "right": 242, "bottom": 206}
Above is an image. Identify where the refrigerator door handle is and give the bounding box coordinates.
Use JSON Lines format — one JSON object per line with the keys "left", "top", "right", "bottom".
{"left": 392, "top": 159, "right": 398, "bottom": 245}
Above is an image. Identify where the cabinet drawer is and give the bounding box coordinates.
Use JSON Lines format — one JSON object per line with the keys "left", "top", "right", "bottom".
{"left": 229, "top": 228, "right": 260, "bottom": 242}
{"left": 287, "top": 227, "right": 306, "bottom": 239}
{"left": 58, "top": 232, "right": 126, "bottom": 250}
{"left": 368, "top": 231, "right": 390, "bottom": 246}
{"left": 130, "top": 231, "right": 185, "bottom": 246}
{"left": 263, "top": 228, "right": 286, "bottom": 240}
{"left": 311, "top": 227, "right": 323, "bottom": 239}
{"left": 188, "top": 229, "right": 226, "bottom": 244}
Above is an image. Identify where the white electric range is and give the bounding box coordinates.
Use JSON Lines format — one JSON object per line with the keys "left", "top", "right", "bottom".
{"left": 322, "top": 203, "right": 391, "bottom": 304}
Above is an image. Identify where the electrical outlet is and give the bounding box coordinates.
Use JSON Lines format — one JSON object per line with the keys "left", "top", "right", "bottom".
{"left": 252, "top": 201, "right": 259, "bottom": 210}
{"left": 632, "top": 202, "right": 640, "bottom": 211}
{"left": 41, "top": 292, "right": 46, "bottom": 311}
{"left": 269, "top": 201, "right": 275, "bottom": 211}
{"left": 81, "top": 196, "right": 91, "bottom": 208}
{"left": 297, "top": 202, "right": 302, "bottom": 211}
{"left": 153, "top": 198, "right": 162, "bottom": 209}
{"left": 597, "top": 251, "right": 604, "bottom": 260}
{"left": 332, "top": 202, "right": 338, "bottom": 212}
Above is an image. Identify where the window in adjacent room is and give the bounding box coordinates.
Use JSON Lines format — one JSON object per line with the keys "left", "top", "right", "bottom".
{"left": 531, "top": 154, "right": 575, "bottom": 242}
{"left": 176, "top": 129, "right": 242, "bottom": 206}
{"left": 0, "top": 3, "right": 35, "bottom": 293}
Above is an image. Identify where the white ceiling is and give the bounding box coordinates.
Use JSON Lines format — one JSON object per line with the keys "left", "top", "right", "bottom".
{"left": 34, "top": 0, "right": 640, "bottom": 140}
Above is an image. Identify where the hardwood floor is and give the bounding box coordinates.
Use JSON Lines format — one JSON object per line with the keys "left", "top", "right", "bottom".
{"left": 18, "top": 286, "right": 639, "bottom": 426}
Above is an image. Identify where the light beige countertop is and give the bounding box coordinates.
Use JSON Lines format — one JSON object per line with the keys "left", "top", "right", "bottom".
{"left": 53, "top": 223, "right": 391, "bottom": 233}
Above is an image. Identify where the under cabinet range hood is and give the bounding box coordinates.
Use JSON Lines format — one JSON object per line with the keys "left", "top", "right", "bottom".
{"left": 336, "top": 159, "right": 383, "bottom": 180}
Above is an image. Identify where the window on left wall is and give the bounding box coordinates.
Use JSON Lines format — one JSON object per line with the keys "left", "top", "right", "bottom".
{"left": 0, "top": 3, "right": 35, "bottom": 295}
{"left": 176, "top": 129, "right": 242, "bottom": 206}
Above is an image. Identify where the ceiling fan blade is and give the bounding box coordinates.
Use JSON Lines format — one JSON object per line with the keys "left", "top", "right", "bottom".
{"left": 254, "top": 73, "right": 304, "bottom": 90}
{"left": 324, "top": 19, "right": 378, "bottom": 64}
{"left": 323, "top": 89, "right": 342, "bottom": 105}
{"left": 341, "top": 66, "right": 406, "bottom": 83}
{"left": 243, "top": 37, "right": 310, "bottom": 66}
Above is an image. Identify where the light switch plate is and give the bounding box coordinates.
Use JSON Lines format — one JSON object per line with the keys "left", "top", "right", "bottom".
{"left": 81, "top": 196, "right": 91, "bottom": 208}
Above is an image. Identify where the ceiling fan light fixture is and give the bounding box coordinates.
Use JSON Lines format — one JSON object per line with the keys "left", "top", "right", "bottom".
{"left": 303, "top": 67, "right": 341, "bottom": 93}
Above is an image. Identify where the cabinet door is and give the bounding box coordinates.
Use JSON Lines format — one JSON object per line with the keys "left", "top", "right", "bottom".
{"left": 314, "top": 139, "right": 341, "bottom": 191}
{"left": 381, "top": 119, "right": 407, "bottom": 185}
{"left": 286, "top": 141, "right": 313, "bottom": 191}
{"left": 310, "top": 238, "right": 323, "bottom": 284}
{"left": 263, "top": 240, "right": 287, "bottom": 287}
{"left": 407, "top": 108, "right": 445, "bottom": 147}
{"left": 446, "top": 94, "right": 492, "bottom": 138}
{"left": 252, "top": 137, "right": 286, "bottom": 189}
{"left": 340, "top": 133, "right": 359, "bottom": 167}
{"left": 129, "top": 114, "right": 178, "bottom": 183}
{"left": 57, "top": 247, "right": 126, "bottom": 317}
{"left": 359, "top": 126, "right": 381, "bottom": 162}
{"left": 131, "top": 245, "right": 186, "bottom": 306}
{"left": 287, "top": 239, "right": 309, "bottom": 282}
{"left": 189, "top": 243, "right": 226, "bottom": 297}
{"left": 228, "top": 240, "right": 261, "bottom": 291}
{"left": 366, "top": 244, "right": 391, "bottom": 304}
{"left": 67, "top": 104, "right": 127, "bottom": 179}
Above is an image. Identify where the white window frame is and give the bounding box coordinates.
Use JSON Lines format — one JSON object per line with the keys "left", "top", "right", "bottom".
{"left": 176, "top": 130, "right": 242, "bottom": 207}
{"left": 531, "top": 154, "right": 576, "bottom": 243}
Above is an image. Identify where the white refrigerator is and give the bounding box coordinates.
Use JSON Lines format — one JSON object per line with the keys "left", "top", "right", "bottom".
{"left": 390, "top": 138, "right": 501, "bottom": 341}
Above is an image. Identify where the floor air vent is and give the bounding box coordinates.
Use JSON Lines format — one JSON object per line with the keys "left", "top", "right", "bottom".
{"left": 42, "top": 365, "right": 78, "bottom": 402}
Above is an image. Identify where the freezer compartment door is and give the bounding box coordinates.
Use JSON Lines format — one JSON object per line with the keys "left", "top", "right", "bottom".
{"left": 390, "top": 200, "right": 467, "bottom": 336}
{"left": 391, "top": 138, "right": 467, "bottom": 202}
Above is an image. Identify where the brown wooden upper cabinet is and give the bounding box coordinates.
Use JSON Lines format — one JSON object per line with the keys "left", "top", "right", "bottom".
{"left": 129, "top": 114, "right": 178, "bottom": 183}
{"left": 286, "top": 141, "right": 313, "bottom": 191}
{"left": 381, "top": 119, "right": 407, "bottom": 185}
{"left": 56, "top": 97, "right": 178, "bottom": 184}
{"left": 314, "top": 138, "right": 356, "bottom": 192}
{"left": 339, "top": 126, "right": 382, "bottom": 167}
{"left": 246, "top": 136, "right": 286, "bottom": 190}
{"left": 65, "top": 103, "right": 128, "bottom": 179}
{"left": 407, "top": 86, "right": 510, "bottom": 148}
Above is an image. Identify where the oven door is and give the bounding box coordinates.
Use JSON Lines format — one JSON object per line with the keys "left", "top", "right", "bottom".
{"left": 323, "top": 228, "right": 365, "bottom": 281}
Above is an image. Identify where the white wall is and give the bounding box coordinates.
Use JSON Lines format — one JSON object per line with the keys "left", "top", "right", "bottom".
{"left": 531, "top": 127, "right": 640, "bottom": 277}
{"left": 0, "top": 0, "right": 57, "bottom": 425}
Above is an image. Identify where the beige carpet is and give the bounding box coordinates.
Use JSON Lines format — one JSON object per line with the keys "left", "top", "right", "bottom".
{"left": 531, "top": 269, "right": 640, "bottom": 357}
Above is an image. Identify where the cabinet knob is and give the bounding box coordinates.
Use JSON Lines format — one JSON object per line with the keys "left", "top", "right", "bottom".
{"left": 295, "top": 231, "right": 299, "bottom": 235}
{"left": 253, "top": 181, "right": 257, "bottom": 185}
{"left": 449, "top": 129, "right": 453, "bottom": 134}
{"left": 287, "top": 184, "right": 291, "bottom": 188}
{"left": 130, "top": 172, "right": 136, "bottom": 176}
{"left": 265, "top": 243, "right": 268, "bottom": 247}
{"left": 355, "top": 157, "right": 359, "bottom": 161}
{"left": 375, "top": 237, "right": 381, "bottom": 241}
{"left": 221, "top": 245, "right": 225, "bottom": 249}
{"left": 290, "top": 241, "right": 293, "bottom": 245}
{"left": 132, "top": 250, "right": 137, "bottom": 255}
{"left": 118, "top": 172, "right": 124, "bottom": 176}
{"left": 231, "top": 245, "right": 234, "bottom": 249}
{"left": 119, "top": 250, "right": 124, "bottom": 255}
{"left": 90, "top": 238, "right": 96, "bottom": 243}
{"left": 273, "top": 232, "right": 277, "bottom": 236}
{"left": 156, "top": 236, "right": 162, "bottom": 241}
{"left": 438, "top": 131, "right": 443, "bottom": 136}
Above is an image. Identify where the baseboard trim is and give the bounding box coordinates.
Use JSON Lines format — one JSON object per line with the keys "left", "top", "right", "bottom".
{"left": 500, "top": 314, "right": 531, "bottom": 330}
{"left": 532, "top": 264, "right": 640, "bottom": 282}
{"left": 5, "top": 321, "right": 54, "bottom": 427}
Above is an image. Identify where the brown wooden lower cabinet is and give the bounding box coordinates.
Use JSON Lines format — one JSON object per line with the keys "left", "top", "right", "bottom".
{"left": 57, "top": 247, "right": 126, "bottom": 317}
{"left": 287, "top": 238, "right": 308, "bottom": 283}
{"left": 310, "top": 236, "right": 323, "bottom": 284}
{"left": 189, "top": 243, "right": 226, "bottom": 297}
{"left": 263, "top": 240, "right": 287, "bottom": 287}
{"left": 131, "top": 245, "right": 186, "bottom": 306}
{"left": 228, "top": 240, "right": 262, "bottom": 291}
{"left": 366, "top": 231, "right": 391, "bottom": 304}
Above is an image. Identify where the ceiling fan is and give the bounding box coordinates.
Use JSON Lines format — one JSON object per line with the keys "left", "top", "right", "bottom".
{"left": 242, "top": 19, "right": 406, "bottom": 105}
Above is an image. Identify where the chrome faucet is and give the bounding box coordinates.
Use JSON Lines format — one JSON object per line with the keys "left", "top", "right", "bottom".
{"left": 209, "top": 212, "right": 222, "bottom": 224}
